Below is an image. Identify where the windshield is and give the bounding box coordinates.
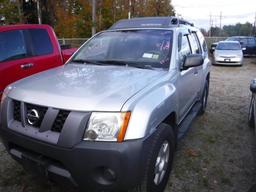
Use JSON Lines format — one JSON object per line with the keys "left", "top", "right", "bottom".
{"left": 216, "top": 42, "right": 241, "bottom": 50}
{"left": 70, "top": 30, "right": 173, "bottom": 69}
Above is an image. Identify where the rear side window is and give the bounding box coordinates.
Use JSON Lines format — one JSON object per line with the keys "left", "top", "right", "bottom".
{"left": 196, "top": 31, "right": 207, "bottom": 53}
{"left": 188, "top": 33, "right": 201, "bottom": 54}
{"left": 248, "top": 38, "right": 256, "bottom": 45}
{"left": 0, "top": 30, "right": 27, "bottom": 62}
{"left": 28, "top": 29, "right": 53, "bottom": 56}
{"left": 239, "top": 38, "right": 248, "bottom": 46}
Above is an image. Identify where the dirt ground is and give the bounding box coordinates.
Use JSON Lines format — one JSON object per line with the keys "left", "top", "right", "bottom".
{"left": 0, "top": 58, "right": 256, "bottom": 192}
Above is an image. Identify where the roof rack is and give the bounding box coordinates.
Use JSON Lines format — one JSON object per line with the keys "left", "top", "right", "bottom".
{"left": 170, "top": 17, "right": 194, "bottom": 26}
{"left": 109, "top": 16, "right": 194, "bottom": 30}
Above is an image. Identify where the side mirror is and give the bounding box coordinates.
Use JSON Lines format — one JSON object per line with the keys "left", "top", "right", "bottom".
{"left": 250, "top": 79, "right": 256, "bottom": 93}
{"left": 242, "top": 47, "right": 246, "bottom": 51}
{"left": 182, "top": 54, "right": 204, "bottom": 70}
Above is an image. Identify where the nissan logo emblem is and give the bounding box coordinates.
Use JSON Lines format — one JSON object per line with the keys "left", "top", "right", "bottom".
{"left": 27, "top": 109, "right": 40, "bottom": 126}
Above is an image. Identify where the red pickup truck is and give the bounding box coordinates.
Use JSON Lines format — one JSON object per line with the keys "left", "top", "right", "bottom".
{"left": 0, "top": 24, "right": 77, "bottom": 99}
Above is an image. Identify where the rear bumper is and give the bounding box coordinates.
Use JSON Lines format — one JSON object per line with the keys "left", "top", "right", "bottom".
{"left": 0, "top": 126, "right": 152, "bottom": 191}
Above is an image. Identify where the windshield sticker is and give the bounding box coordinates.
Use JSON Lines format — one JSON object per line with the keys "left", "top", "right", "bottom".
{"left": 152, "top": 54, "right": 159, "bottom": 59}
{"left": 143, "top": 53, "right": 153, "bottom": 58}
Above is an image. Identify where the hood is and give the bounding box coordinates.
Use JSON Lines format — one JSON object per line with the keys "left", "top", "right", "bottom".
{"left": 8, "top": 64, "right": 166, "bottom": 111}
{"left": 214, "top": 49, "right": 242, "bottom": 57}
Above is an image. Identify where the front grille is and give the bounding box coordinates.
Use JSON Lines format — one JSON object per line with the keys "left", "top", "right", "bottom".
{"left": 218, "top": 61, "right": 239, "bottom": 64}
{"left": 12, "top": 100, "right": 70, "bottom": 133}
{"left": 13, "top": 100, "right": 21, "bottom": 122}
{"left": 220, "top": 56, "right": 236, "bottom": 58}
{"left": 26, "top": 103, "right": 47, "bottom": 128}
{"left": 51, "top": 110, "right": 70, "bottom": 132}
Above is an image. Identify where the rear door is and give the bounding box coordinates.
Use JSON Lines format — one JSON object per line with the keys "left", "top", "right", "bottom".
{"left": 176, "top": 30, "right": 198, "bottom": 120}
{"left": 188, "top": 32, "right": 203, "bottom": 95}
{"left": 25, "top": 28, "right": 63, "bottom": 75}
{"left": 0, "top": 29, "right": 32, "bottom": 93}
{"left": 246, "top": 37, "right": 256, "bottom": 55}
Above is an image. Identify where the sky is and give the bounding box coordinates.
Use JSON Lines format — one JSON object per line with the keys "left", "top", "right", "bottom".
{"left": 172, "top": 0, "right": 256, "bottom": 30}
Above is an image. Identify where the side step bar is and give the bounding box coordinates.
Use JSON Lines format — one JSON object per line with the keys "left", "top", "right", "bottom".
{"left": 177, "top": 102, "right": 202, "bottom": 139}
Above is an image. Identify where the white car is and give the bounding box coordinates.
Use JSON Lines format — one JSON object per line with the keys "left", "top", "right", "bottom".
{"left": 213, "top": 41, "right": 244, "bottom": 66}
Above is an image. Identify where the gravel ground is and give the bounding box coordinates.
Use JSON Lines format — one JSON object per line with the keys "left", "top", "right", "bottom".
{"left": 0, "top": 58, "right": 256, "bottom": 192}
{"left": 167, "top": 57, "right": 256, "bottom": 192}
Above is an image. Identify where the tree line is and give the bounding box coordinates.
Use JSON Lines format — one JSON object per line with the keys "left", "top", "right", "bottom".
{"left": 0, "top": 0, "right": 175, "bottom": 38}
{"left": 203, "top": 22, "right": 256, "bottom": 37}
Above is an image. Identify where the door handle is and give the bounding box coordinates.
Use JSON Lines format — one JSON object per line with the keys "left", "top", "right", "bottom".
{"left": 194, "top": 70, "right": 198, "bottom": 75}
{"left": 20, "top": 63, "right": 34, "bottom": 69}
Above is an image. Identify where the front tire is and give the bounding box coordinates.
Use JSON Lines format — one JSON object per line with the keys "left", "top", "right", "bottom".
{"left": 130, "top": 123, "right": 176, "bottom": 192}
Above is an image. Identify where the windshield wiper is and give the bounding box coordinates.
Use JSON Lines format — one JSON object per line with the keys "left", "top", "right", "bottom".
{"left": 95, "top": 60, "right": 128, "bottom": 66}
{"left": 97, "top": 60, "right": 156, "bottom": 70}
{"left": 71, "top": 59, "right": 103, "bottom": 65}
{"left": 129, "top": 63, "right": 155, "bottom": 70}
{"left": 72, "top": 59, "right": 156, "bottom": 70}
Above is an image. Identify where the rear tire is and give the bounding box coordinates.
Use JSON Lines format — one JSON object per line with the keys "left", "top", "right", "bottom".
{"left": 129, "top": 123, "right": 176, "bottom": 192}
{"left": 249, "top": 96, "right": 255, "bottom": 128}
{"left": 199, "top": 80, "right": 209, "bottom": 115}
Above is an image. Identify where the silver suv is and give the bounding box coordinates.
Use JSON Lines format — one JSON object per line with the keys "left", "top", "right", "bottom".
{"left": 0, "top": 17, "right": 211, "bottom": 192}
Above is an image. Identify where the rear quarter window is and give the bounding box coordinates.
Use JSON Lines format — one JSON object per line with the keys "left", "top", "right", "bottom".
{"left": 28, "top": 29, "right": 53, "bottom": 56}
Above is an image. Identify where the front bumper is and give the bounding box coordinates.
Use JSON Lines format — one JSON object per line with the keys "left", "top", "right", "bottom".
{"left": 0, "top": 127, "right": 152, "bottom": 191}
{"left": 0, "top": 98, "right": 152, "bottom": 191}
{"left": 213, "top": 57, "right": 243, "bottom": 65}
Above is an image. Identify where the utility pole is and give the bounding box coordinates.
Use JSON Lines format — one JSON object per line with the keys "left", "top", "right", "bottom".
{"left": 219, "top": 11, "right": 222, "bottom": 36}
{"left": 128, "top": 0, "right": 131, "bottom": 19}
{"left": 209, "top": 13, "right": 212, "bottom": 37}
{"left": 15, "top": 0, "right": 23, "bottom": 23}
{"left": 253, "top": 12, "right": 256, "bottom": 35}
{"left": 36, "top": 0, "right": 42, "bottom": 24}
{"left": 92, "top": 0, "right": 96, "bottom": 35}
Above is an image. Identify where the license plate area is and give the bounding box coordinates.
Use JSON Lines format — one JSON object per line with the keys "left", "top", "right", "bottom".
{"left": 10, "top": 148, "right": 49, "bottom": 177}
{"left": 22, "top": 152, "right": 49, "bottom": 177}
{"left": 224, "top": 58, "right": 231, "bottom": 62}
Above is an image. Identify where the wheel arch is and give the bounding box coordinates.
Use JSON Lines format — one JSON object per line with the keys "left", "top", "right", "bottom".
{"left": 162, "top": 111, "right": 178, "bottom": 135}
{"left": 206, "top": 72, "right": 210, "bottom": 82}
{"left": 123, "top": 83, "right": 178, "bottom": 140}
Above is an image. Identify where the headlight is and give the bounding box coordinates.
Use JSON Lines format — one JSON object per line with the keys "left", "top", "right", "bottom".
{"left": 1, "top": 86, "right": 12, "bottom": 106}
{"left": 84, "top": 112, "right": 131, "bottom": 142}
